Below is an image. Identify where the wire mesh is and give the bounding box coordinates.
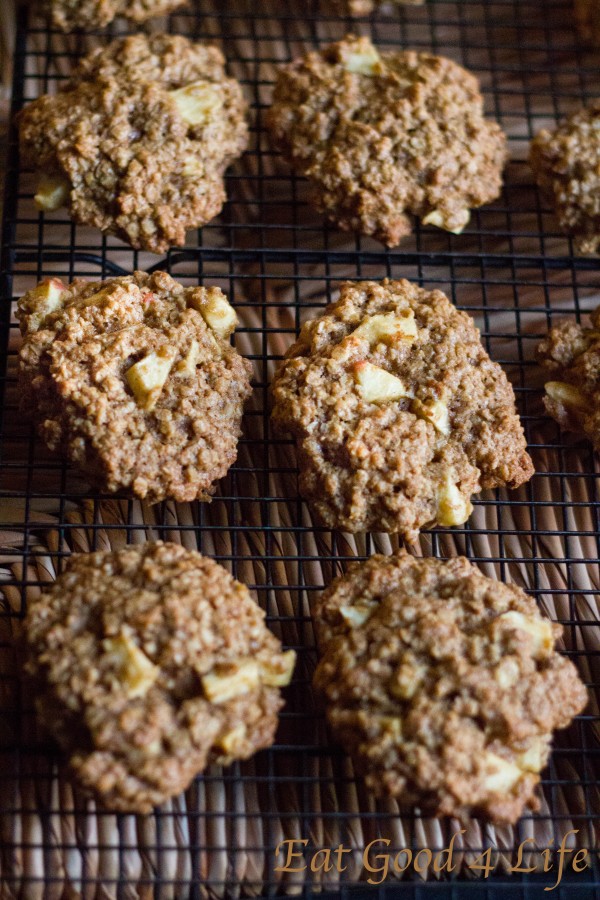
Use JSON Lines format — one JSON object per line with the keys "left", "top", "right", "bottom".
{"left": 1, "top": 0, "right": 600, "bottom": 896}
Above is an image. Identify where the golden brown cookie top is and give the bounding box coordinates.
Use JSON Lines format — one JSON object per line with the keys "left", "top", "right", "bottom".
{"left": 267, "top": 35, "right": 507, "bottom": 245}
{"left": 271, "top": 278, "right": 533, "bottom": 539}
{"left": 313, "top": 551, "right": 587, "bottom": 823}
{"left": 18, "top": 34, "right": 248, "bottom": 253}
{"left": 18, "top": 270, "right": 252, "bottom": 502}
{"left": 24, "top": 541, "right": 296, "bottom": 813}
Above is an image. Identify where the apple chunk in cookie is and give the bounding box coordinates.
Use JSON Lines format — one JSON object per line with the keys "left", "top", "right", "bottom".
{"left": 271, "top": 278, "right": 533, "bottom": 540}
{"left": 17, "top": 270, "right": 252, "bottom": 503}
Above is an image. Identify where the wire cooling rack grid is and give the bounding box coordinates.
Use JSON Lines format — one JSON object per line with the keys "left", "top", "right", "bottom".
{"left": 2, "top": 0, "right": 600, "bottom": 897}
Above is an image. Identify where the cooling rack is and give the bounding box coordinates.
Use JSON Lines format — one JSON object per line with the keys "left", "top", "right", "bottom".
{"left": 2, "top": 0, "right": 600, "bottom": 896}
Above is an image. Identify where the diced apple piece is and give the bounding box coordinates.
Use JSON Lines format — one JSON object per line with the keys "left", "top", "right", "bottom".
{"left": 201, "top": 293, "right": 238, "bottom": 340}
{"left": 544, "top": 381, "right": 586, "bottom": 408}
{"left": 351, "top": 311, "right": 418, "bottom": 346}
{"left": 390, "top": 660, "right": 427, "bottom": 700}
{"left": 25, "top": 278, "right": 68, "bottom": 332}
{"left": 201, "top": 659, "right": 260, "bottom": 704}
{"left": 498, "top": 610, "right": 554, "bottom": 659}
{"left": 353, "top": 361, "right": 412, "bottom": 403}
{"left": 182, "top": 157, "right": 205, "bottom": 178}
{"left": 259, "top": 649, "right": 296, "bottom": 687}
{"left": 169, "top": 80, "right": 223, "bottom": 126}
{"left": 375, "top": 716, "right": 402, "bottom": 739}
{"left": 422, "top": 207, "right": 470, "bottom": 235}
{"left": 436, "top": 470, "right": 473, "bottom": 527}
{"left": 176, "top": 340, "right": 201, "bottom": 377}
{"left": 482, "top": 752, "right": 523, "bottom": 792}
{"left": 125, "top": 348, "right": 175, "bottom": 411}
{"left": 494, "top": 658, "right": 520, "bottom": 688}
{"left": 103, "top": 630, "right": 159, "bottom": 699}
{"left": 218, "top": 723, "right": 247, "bottom": 756}
{"left": 339, "top": 600, "right": 377, "bottom": 628}
{"left": 518, "top": 739, "right": 547, "bottom": 774}
{"left": 343, "top": 44, "right": 382, "bottom": 75}
{"left": 34, "top": 174, "right": 69, "bottom": 212}
{"left": 189, "top": 289, "right": 238, "bottom": 340}
{"left": 412, "top": 398, "right": 450, "bottom": 436}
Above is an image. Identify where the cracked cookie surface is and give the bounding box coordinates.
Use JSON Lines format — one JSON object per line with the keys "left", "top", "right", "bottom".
{"left": 266, "top": 35, "right": 507, "bottom": 246}
{"left": 24, "top": 541, "right": 296, "bottom": 813}
{"left": 43, "top": 0, "right": 186, "bottom": 32}
{"left": 530, "top": 102, "right": 600, "bottom": 255}
{"left": 312, "top": 551, "right": 587, "bottom": 823}
{"left": 537, "top": 303, "right": 600, "bottom": 448}
{"left": 18, "top": 34, "right": 248, "bottom": 253}
{"left": 18, "top": 270, "right": 252, "bottom": 502}
{"left": 271, "top": 279, "right": 533, "bottom": 540}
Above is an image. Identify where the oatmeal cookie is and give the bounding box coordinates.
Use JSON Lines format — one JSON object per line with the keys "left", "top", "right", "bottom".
{"left": 18, "top": 34, "right": 248, "bottom": 253}
{"left": 536, "top": 304, "right": 600, "bottom": 448}
{"left": 313, "top": 551, "right": 587, "bottom": 823}
{"left": 271, "top": 279, "right": 533, "bottom": 539}
{"left": 23, "top": 542, "right": 296, "bottom": 812}
{"left": 266, "top": 35, "right": 507, "bottom": 246}
{"left": 530, "top": 103, "right": 600, "bottom": 254}
{"left": 17, "top": 270, "right": 252, "bottom": 502}
{"left": 44, "top": 0, "right": 186, "bottom": 32}
{"left": 574, "top": 0, "right": 600, "bottom": 44}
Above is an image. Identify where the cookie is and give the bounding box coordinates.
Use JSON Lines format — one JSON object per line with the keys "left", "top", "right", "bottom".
{"left": 44, "top": 0, "right": 186, "bottom": 32}
{"left": 574, "top": 0, "right": 600, "bottom": 44}
{"left": 530, "top": 103, "right": 600, "bottom": 255}
{"left": 17, "top": 270, "right": 252, "bottom": 503}
{"left": 271, "top": 279, "right": 533, "bottom": 540}
{"left": 23, "top": 542, "right": 296, "bottom": 813}
{"left": 536, "top": 304, "right": 600, "bottom": 447}
{"left": 266, "top": 35, "right": 507, "bottom": 246}
{"left": 312, "top": 551, "right": 587, "bottom": 823}
{"left": 18, "top": 34, "right": 248, "bottom": 253}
